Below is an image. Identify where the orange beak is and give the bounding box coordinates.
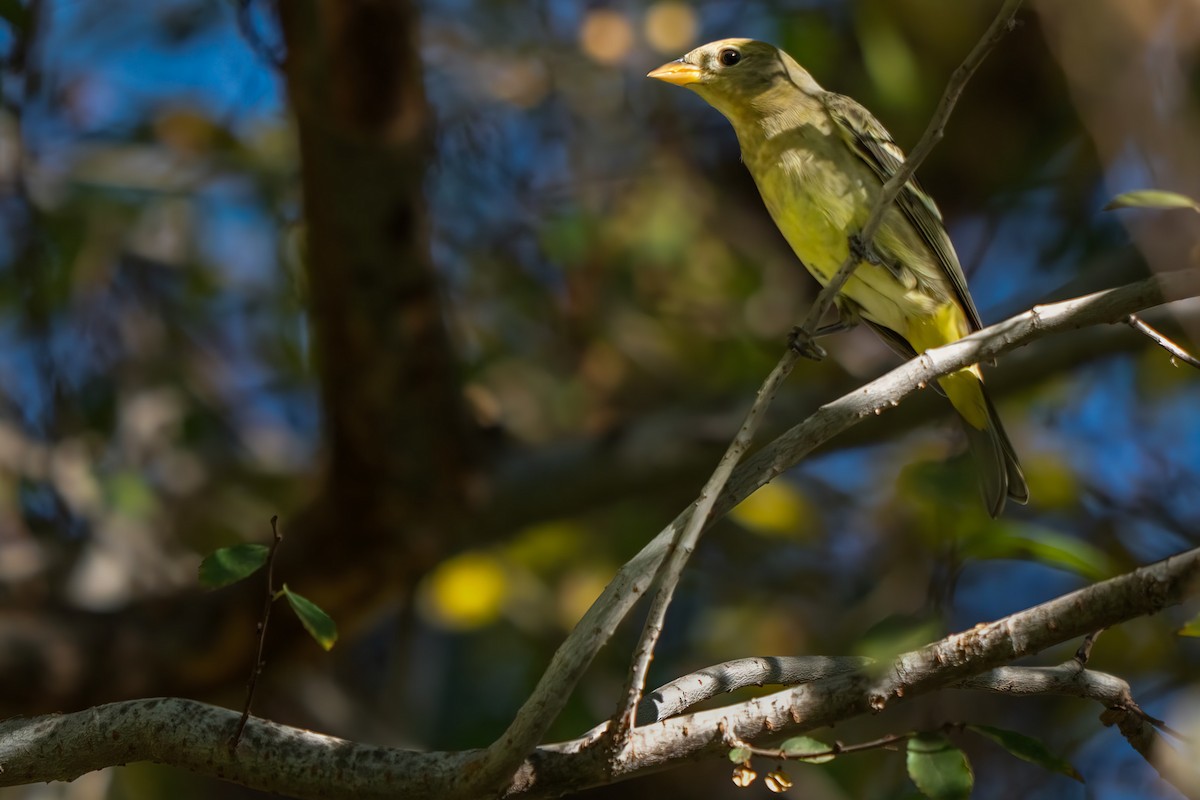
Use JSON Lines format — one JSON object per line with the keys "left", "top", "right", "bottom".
{"left": 646, "top": 59, "right": 703, "bottom": 86}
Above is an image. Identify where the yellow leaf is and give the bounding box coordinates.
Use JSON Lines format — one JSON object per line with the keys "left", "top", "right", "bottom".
{"left": 418, "top": 552, "right": 509, "bottom": 631}
{"left": 505, "top": 520, "right": 588, "bottom": 572}
{"left": 730, "top": 481, "right": 812, "bottom": 538}
{"left": 556, "top": 567, "right": 611, "bottom": 629}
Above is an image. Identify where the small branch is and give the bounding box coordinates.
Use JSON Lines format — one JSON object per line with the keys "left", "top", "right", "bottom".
{"left": 1099, "top": 706, "right": 1200, "bottom": 799}
{"left": 793, "top": 0, "right": 1025, "bottom": 342}
{"left": 727, "top": 725, "right": 922, "bottom": 762}
{"left": 231, "top": 516, "right": 283, "bottom": 749}
{"left": 1072, "top": 628, "right": 1105, "bottom": 666}
{"left": 0, "top": 698, "right": 445, "bottom": 800}
{"left": 1125, "top": 313, "right": 1200, "bottom": 369}
{"left": 959, "top": 663, "right": 1134, "bottom": 704}
{"left": 605, "top": 353, "right": 801, "bottom": 753}
{"left": 622, "top": 657, "right": 1146, "bottom": 726}
{"left": 635, "top": 656, "right": 871, "bottom": 725}
{"left": 962, "top": 661, "right": 1198, "bottom": 786}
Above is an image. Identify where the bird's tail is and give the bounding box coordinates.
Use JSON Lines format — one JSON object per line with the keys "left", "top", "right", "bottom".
{"left": 940, "top": 368, "right": 1028, "bottom": 517}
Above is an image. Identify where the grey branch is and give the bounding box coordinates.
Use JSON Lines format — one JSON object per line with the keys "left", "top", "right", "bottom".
{"left": 1126, "top": 313, "right": 1200, "bottom": 369}
{"left": 606, "top": 346, "right": 800, "bottom": 754}
{"left": 2, "top": 546, "right": 1196, "bottom": 799}
{"left": 965, "top": 666, "right": 1200, "bottom": 799}
{"left": 635, "top": 655, "right": 1150, "bottom": 725}
{"left": 635, "top": 656, "right": 872, "bottom": 725}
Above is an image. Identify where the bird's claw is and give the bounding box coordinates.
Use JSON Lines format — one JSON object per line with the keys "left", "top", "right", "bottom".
{"left": 848, "top": 232, "right": 882, "bottom": 266}
{"left": 788, "top": 327, "right": 827, "bottom": 360}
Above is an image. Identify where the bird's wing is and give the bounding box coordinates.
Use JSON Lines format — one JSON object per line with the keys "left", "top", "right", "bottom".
{"left": 822, "top": 92, "right": 984, "bottom": 333}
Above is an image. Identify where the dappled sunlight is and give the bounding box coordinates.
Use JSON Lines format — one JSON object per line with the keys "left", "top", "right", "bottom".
{"left": 418, "top": 551, "right": 510, "bottom": 631}
{"left": 729, "top": 480, "right": 816, "bottom": 539}
{"left": 579, "top": 10, "right": 635, "bottom": 67}
{"left": 0, "top": 1, "right": 1196, "bottom": 797}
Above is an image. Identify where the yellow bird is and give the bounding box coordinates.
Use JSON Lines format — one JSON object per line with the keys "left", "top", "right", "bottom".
{"left": 649, "top": 39, "right": 1027, "bottom": 516}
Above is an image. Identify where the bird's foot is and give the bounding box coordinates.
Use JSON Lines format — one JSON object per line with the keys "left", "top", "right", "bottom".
{"left": 788, "top": 327, "right": 827, "bottom": 360}
{"left": 848, "top": 232, "right": 882, "bottom": 266}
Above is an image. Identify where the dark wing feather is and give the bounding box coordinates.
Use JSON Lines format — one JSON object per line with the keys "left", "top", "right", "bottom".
{"left": 821, "top": 92, "right": 984, "bottom": 333}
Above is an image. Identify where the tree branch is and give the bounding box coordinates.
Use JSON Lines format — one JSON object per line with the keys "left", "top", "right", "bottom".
{"left": 605, "top": 351, "right": 799, "bottom": 754}
{"left": 1125, "top": 313, "right": 1200, "bottom": 369}
{"left": 635, "top": 656, "right": 871, "bottom": 725}
{"left": 3, "top": 546, "right": 1196, "bottom": 798}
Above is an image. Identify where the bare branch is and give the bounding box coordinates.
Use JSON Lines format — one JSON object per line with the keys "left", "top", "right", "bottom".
{"left": 634, "top": 656, "right": 870, "bottom": 725}
{"left": 3, "top": 546, "right": 1196, "bottom": 799}
{"left": 606, "top": 353, "right": 800, "bottom": 754}
{"left": 1126, "top": 313, "right": 1200, "bottom": 369}
{"left": 231, "top": 516, "right": 284, "bottom": 749}
{"left": 960, "top": 664, "right": 1135, "bottom": 704}
{"left": 0, "top": 698, "right": 462, "bottom": 800}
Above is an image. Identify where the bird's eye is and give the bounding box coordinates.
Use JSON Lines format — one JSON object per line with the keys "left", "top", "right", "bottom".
{"left": 718, "top": 48, "right": 741, "bottom": 67}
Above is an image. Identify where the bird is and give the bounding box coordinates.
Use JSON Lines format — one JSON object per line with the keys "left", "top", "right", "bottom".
{"left": 648, "top": 38, "right": 1027, "bottom": 517}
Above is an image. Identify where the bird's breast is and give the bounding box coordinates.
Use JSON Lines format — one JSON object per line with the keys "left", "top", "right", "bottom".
{"left": 743, "top": 143, "right": 865, "bottom": 282}
{"left": 739, "top": 135, "right": 941, "bottom": 334}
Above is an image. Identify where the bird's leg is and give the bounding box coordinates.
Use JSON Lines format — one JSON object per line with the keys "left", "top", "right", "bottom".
{"left": 812, "top": 318, "right": 859, "bottom": 338}
{"left": 789, "top": 317, "right": 858, "bottom": 361}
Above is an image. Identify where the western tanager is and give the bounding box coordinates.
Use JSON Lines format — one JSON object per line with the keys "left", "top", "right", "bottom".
{"left": 648, "top": 39, "right": 1027, "bottom": 516}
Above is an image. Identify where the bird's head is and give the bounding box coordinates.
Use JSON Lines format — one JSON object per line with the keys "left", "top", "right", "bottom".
{"left": 647, "top": 39, "right": 824, "bottom": 123}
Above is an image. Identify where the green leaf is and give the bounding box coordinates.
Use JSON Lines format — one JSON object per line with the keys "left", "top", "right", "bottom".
{"left": 963, "top": 524, "right": 1114, "bottom": 581}
{"left": 728, "top": 746, "right": 752, "bottom": 764}
{"left": 1179, "top": 612, "right": 1200, "bottom": 637}
{"left": 198, "top": 544, "right": 269, "bottom": 588}
{"left": 907, "top": 733, "right": 973, "bottom": 800}
{"left": 108, "top": 471, "right": 158, "bottom": 518}
{"left": 969, "top": 725, "right": 1083, "bottom": 782}
{"left": 283, "top": 585, "right": 338, "bottom": 651}
{"left": 779, "top": 736, "right": 836, "bottom": 763}
{"left": 1103, "top": 190, "right": 1200, "bottom": 213}
{"left": 854, "top": 613, "right": 944, "bottom": 663}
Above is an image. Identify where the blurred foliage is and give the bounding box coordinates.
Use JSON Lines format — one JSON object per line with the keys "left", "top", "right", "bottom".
{"left": 0, "top": 0, "right": 1197, "bottom": 799}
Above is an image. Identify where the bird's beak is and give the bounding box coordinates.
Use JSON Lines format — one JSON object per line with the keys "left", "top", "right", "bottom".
{"left": 647, "top": 59, "right": 702, "bottom": 86}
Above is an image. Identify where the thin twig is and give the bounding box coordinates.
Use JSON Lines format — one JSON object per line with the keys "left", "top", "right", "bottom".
{"left": 605, "top": 354, "right": 801, "bottom": 754}
{"left": 230, "top": 515, "right": 283, "bottom": 750}
{"left": 792, "top": 0, "right": 1025, "bottom": 350}
{"left": 1073, "top": 628, "right": 1105, "bottom": 666}
{"left": 727, "top": 725, "right": 929, "bottom": 762}
{"left": 1125, "top": 313, "right": 1200, "bottom": 368}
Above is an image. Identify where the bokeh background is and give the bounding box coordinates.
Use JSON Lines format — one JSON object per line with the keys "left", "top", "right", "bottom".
{"left": 1, "top": 0, "right": 1199, "bottom": 798}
